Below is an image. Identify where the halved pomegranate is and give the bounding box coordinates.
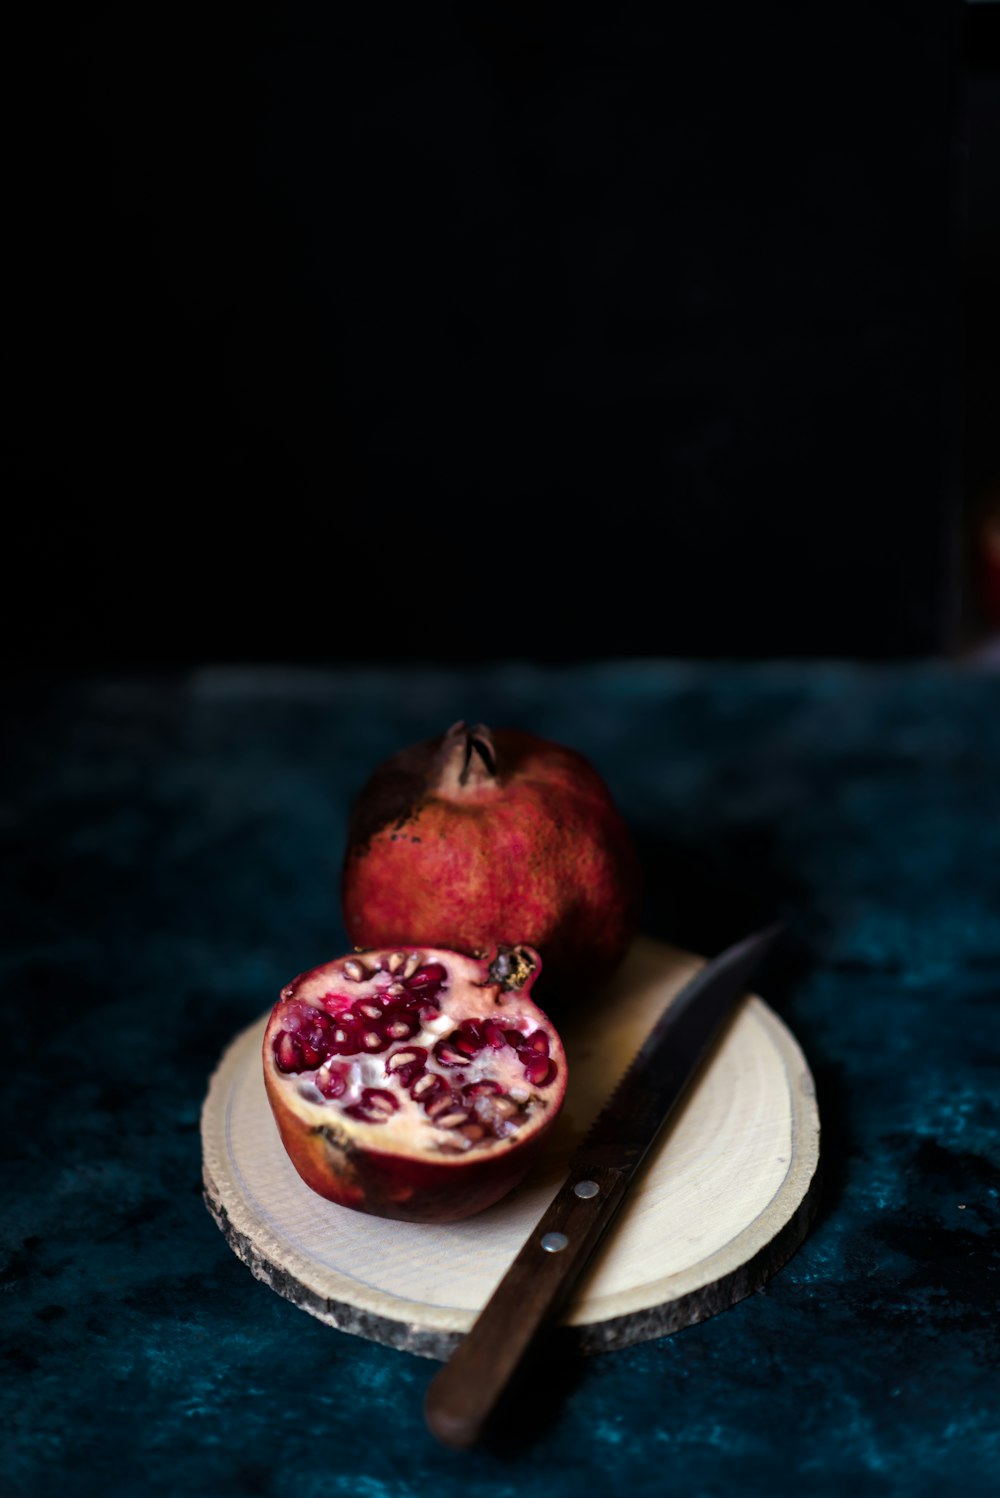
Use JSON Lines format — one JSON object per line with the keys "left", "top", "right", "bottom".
{"left": 262, "top": 944, "right": 566, "bottom": 1223}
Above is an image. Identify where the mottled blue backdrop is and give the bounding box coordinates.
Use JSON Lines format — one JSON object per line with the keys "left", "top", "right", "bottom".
{"left": 2, "top": 662, "right": 998, "bottom": 1497}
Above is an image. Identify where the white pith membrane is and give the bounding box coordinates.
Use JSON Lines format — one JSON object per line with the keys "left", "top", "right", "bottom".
{"left": 265, "top": 947, "right": 561, "bottom": 1156}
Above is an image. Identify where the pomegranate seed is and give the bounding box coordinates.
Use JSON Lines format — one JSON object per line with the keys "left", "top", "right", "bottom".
{"left": 462, "top": 1124, "right": 487, "bottom": 1143}
{"left": 385, "top": 1046, "right": 428, "bottom": 1086}
{"left": 361, "top": 1030, "right": 388, "bottom": 1053}
{"left": 425, "top": 1091, "right": 463, "bottom": 1120}
{"left": 483, "top": 1020, "right": 506, "bottom": 1049}
{"left": 434, "top": 1109, "right": 471, "bottom": 1129}
{"left": 434, "top": 1040, "right": 471, "bottom": 1067}
{"left": 298, "top": 1013, "right": 334, "bottom": 1062}
{"left": 316, "top": 1065, "right": 348, "bottom": 1099}
{"left": 464, "top": 1080, "right": 501, "bottom": 1100}
{"left": 452, "top": 1018, "right": 485, "bottom": 1057}
{"left": 363, "top": 1088, "right": 399, "bottom": 1115}
{"left": 385, "top": 1046, "right": 422, "bottom": 1071}
{"left": 343, "top": 1103, "right": 386, "bottom": 1123}
{"left": 412, "top": 1072, "right": 443, "bottom": 1099}
{"left": 343, "top": 959, "right": 367, "bottom": 981}
{"left": 523, "top": 1056, "right": 556, "bottom": 1087}
{"left": 453, "top": 1034, "right": 482, "bottom": 1058}
{"left": 308, "top": 1012, "right": 333, "bottom": 1033}
{"left": 493, "top": 1096, "right": 518, "bottom": 1118}
{"left": 298, "top": 1040, "right": 322, "bottom": 1069}
{"left": 343, "top": 1087, "right": 400, "bottom": 1124}
{"left": 407, "top": 963, "right": 446, "bottom": 997}
{"left": 519, "top": 1030, "right": 549, "bottom": 1057}
{"left": 355, "top": 1001, "right": 384, "bottom": 1021}
{"left": 274, "top": 1031, "right": 304, "bottom": 1072}
{"left": 332, "top": 1025, "right": 366, "bottom": 1056}
{"left": 504, "top": 1029, "right": 524, "bottom": 1049}
{"left": 383, "top": 1015, "right": 419, "bottom": 1041}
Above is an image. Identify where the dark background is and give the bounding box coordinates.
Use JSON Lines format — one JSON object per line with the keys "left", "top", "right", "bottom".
{"left": 7, "top": 1, "right": 998, "bottom": 670}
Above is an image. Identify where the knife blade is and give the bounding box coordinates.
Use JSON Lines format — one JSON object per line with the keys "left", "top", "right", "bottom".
{"left": 424, "top": 923, "right": 783, "bottom": 1449}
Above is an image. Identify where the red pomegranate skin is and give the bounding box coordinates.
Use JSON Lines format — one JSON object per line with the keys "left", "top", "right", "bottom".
{"left": 264, "top": 1104, "right": 538, "bottom": 1222}
{"left": 262, "top": 944, "right": 566, "bottom": 1224}
{"left": 341, "top": 723, "right": 641, "bottom": 1002}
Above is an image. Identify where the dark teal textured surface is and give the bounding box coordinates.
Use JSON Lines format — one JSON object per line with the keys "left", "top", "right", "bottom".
{"left": 2, "top": 662, "right": 999, "bottom": 1498}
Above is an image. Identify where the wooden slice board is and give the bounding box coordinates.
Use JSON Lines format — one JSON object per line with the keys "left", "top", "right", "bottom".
{"left": 201, "top": 937, "right": 821, "bottom": 1359}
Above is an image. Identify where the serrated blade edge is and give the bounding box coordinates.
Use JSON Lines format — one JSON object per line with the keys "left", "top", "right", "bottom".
{"left": 570, "top": 924, "right": 784, "bottom": 1173}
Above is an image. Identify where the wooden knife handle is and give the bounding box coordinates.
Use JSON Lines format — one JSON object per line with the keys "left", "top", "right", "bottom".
{"left": 424, "top": 1162, "right": 630, "bottom": 1449}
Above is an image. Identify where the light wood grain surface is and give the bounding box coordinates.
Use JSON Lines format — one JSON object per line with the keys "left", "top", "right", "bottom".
{"left": 201, "top": 937, "right": 821, "bottom": 1358}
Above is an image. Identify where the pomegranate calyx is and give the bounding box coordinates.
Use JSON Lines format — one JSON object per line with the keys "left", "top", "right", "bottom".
{"left": 438, "top": 722, "right": 498, "bottom": 797}
{"left": 488, "top": 944, "right": 538, "bottom": 992}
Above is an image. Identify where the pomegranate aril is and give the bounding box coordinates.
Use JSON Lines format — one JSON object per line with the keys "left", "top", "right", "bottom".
{"left": 298, "top": 1040, "right": 323, "bottom": 1069}
{"left": 464, "top": 1080, "right": 501, "bottom": 1100}
{"left": 462, "top": 1124, "right": 487, "bottom": 1143}
{"left": 492, "top": 1096, "right": 518, "bottom": 1119}
{"left": 523, "top": 1056, "right": 556, "bottom": 1087}
{"left": 453, "top": 1034, "right": 483, "bottom": 1058}
{"left": 406, "top": 963, "right": 446, "bottom": 997}
{"left": 302, "top": 1024, "right": 333, "bottom": 1060}
{"left": 453, "top": 1018, "right": 486, "bottom": 1057}
{"left": 434, "top": 1109, "right": 471, "bottom": 1129}
{"left": 330, "top": 1026, "right": 361, "bottom": 1056}
{"left": 354, "top": 1001, "right": 384, "bottom": 1021}
{"left": 425, "top": 1091, "right": 463, "bottom": 1120}
{"left": 383, "top": 1014, "right": 419, "bottom": 1041}
{"left": 385, "top": 1046, "right": 427, "bottom": 1072}
{"left": 317, "top": 1065, "right": 348, "bottom": 1099}
{"left": 283, "top": 1007, "right": 323, "bottom": 1042}
{"left": 274, "top": 1031, "right": 304, "bottom": 1072}
{"left": 408, "top": 962, "right": 446, "bottom": 987}
{"left": 483, "top": 1020, "right": 507, "bottom": 1049}
{"left": 518, "top": 1030, "right": 550, "bottom": 1057}
{"left": 504, "top": 1029, "right": 524, "bottom": 1048}
{"left": 385, "top": 1046, "right": 428, "bottom": 1086}
{"left": 433, "top": 1040, "right": 471, "bottom": 1067}
{"left": 343, "top": 1087, "right": 400, "bottom": 1124}
{"left": 412, "top": 1072, "right": 443, "bottom": 1100}
{"left": 343, "top": 1103, "right": 385, "bottom": 1124}
{"left": 360, "top": 1030, "right": 388, "bottom": 1053}
{"left": 363, "top": 1088, "right": 399, "bottom": 1116}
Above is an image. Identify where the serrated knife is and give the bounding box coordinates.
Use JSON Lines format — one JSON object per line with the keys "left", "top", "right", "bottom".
{"left": 424, "top": 923, "right": 783, "bottom": 1449}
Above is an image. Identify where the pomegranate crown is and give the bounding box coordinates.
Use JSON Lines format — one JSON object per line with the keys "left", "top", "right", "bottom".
{"left": 441, "top": 722, "right": 497, "bottom": 787}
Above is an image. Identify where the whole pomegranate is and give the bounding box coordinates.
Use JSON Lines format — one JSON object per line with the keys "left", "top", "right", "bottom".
{"left": 341, "top": 722, "right": 640, "bottom": 1000}
{"left": 262, "top": 943, "right": 566, "bottom": 1223}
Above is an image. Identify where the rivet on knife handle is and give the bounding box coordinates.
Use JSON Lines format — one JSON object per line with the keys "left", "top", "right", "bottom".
{"left": 424, "top": 1163, "right": 631, "bottom": 1450}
